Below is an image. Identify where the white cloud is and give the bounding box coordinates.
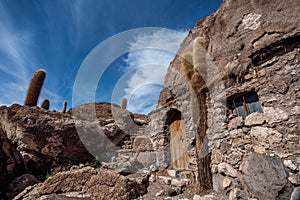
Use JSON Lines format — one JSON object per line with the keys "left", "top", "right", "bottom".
{"left": 122, "top": 29, "right": 187, "bottom": 114}
{"left": 0, "top": 2, "right": 32, "bottom": 106}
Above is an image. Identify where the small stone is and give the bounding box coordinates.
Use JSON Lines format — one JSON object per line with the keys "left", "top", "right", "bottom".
{"left": 244, "top": 73, "right": 253, "bottom": 80}
{"left": 253, "top": 145, "right": 266, "bottom": 154}
{"left": 283, "top": 160, "right": 298, "bottom": 171}
{"left": 149, "top": 164, "right": 159, "bottom": 172}
{"left": 79, "top": 163, "right": 84, "bottom": 168}
{"left": 166, "top": 187, "right": 179, "bottom": 196}
{"left": 242, "top": 127, "right": 251, "bottom": 134}
{"left": 193, "top": 195, "right": 201, "bottom": 200}
{"left": 223, "top": 177, "right": 231, "bottom": 189}
{"left": 288, "top": 172, "right": 300, "bottom": 184}
{"left": 263, "top": 107, "right": 289, "bottom": 124}
{"left": 242, "top": 13, "right": 261, "bottom": 30}
{"left": 133, "top": 137, "right": 154, "bottom": 152}
{"left": 250, "top": 127, "right": 282, "bottom": 144}
{"left": 171, "top": 178, "right": 186, "bottom": 187}
{"left": 228, "top": 116, "right": 244, "bottom": 130}
{"left": 245, "top": 112, "right": 265, "bottom": 126}
{"left": 149, "top": 174, "right": 156, "bottom": 182}
{"left": 217, "top": 162, "right": 238, "bottom": 178}
{"left": 229, "top": 188, "right": 249, "bottom": 200}
{"left": 155, "top": 190, "right": 164, "bottom": 197}
{"left": 213, "top": 174, "right": 224, "bottom": 192}
{"left": 250, "top": 127, "right": 268, "bottom": 139}
{"left": 167, "top": 169, "right": 179, "bottom": 177}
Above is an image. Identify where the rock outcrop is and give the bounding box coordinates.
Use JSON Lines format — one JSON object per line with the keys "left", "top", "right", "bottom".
{"left": 1, "top": 0, "right": 299, "bottom": 199}
{"left": 0, "top": 103, "right": 148, "bottom": 199}
{"left": 157, "top": 0, "right": 300, "bottom": 199}
{"left": 13, "top": 167, "right": 149, "bottom": 200}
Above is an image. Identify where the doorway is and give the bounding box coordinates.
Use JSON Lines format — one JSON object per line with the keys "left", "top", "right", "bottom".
{"left": 165, "top": 109, "right": 188, "bottom": 170}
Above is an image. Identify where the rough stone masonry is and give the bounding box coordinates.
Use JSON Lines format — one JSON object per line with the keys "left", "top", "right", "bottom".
{"left": 0, "top": 0, "right": 299, "bottom": 199}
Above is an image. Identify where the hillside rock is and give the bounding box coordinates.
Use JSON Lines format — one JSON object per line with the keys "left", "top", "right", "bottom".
{"left": 157, "top": 0, "right": 300, "bottom": 199}
{"left": 0, "top": 104, "right": 94, "bottom": 177}
{"left": 0, "top": 127, "right": 25, "bottom": 197}
{"left": 1, "top": 0, "right": 300, "bottom": 199}
{"left": 6, "top": 174, "right": 39, "bottom": 199}
{"left": 240, "top": 153, "right": 288, "bottom": 199}
{"left": 0, "top": 103, "right": 148, "bottom": 199}
{"left": 13, "top": 167, "right": 149, "bottom": 200}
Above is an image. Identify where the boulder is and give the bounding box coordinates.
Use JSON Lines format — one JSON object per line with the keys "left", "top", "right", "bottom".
{"left": 244, "top": 112, "right": 265, "bottom": 126}
{"left": 0, "top": 104, "right": 94, "bottom": 177}
{"left": 240, "top": 153, "right": 289, "bottom": 199}
{"left": 6, "top": 174, "right": 39, "bottom": 199}
{"left": 13, "top": 167, "right": 149, "bottom": 200}
{"left": 0, "top": 127, "right": 25, "bottom": 196}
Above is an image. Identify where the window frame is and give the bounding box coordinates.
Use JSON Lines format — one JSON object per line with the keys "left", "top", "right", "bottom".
{"left": 228, "top": 92, "right": 262, "bottom": 119}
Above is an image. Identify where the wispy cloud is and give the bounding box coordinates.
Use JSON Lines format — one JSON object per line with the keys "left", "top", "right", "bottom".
{"left": 122, "top": 29, "right": 187, "bottom": 114}
{"left": 0, "top": 1, "right": 64, "bottom": 109}
{"left": 0, "top": 1, "right": 34, "bottom": 105}
{"left": 0, "top": 3, "right": 33, "bottom": 80}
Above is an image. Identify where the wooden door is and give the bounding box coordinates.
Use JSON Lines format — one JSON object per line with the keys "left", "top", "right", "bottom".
{"left": 170, "top": 120, "right": 188, "bottom": 169}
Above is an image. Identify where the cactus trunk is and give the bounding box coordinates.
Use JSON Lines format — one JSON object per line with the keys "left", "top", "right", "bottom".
{"left": 41, "top": 98, "right": 50, "bottom": 110}
{"left": 121, "top": 98, "right": 127, "bottom": 109}
{"left": 24, "top": 69, "right": 46, "bottom": 107}
{"left": 61, "top": 100, "right": 67, "bottom": 113}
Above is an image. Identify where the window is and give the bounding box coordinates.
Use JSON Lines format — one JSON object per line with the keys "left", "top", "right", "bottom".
{"left": 228, "top": 92, "right": 263, "bottom": 119}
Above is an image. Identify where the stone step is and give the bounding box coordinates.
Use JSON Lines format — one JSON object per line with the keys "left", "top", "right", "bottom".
{"left": 167, "top": 169, "right": 196, "bottom": 180}
{"left": 157, "top": 175, "right": 192, "bottom": 188}
{"left": 121, "top": 144, "right": 133, "bottom": 149}
{"left": 123, "top": 140, "right": 132, "bottom": 145}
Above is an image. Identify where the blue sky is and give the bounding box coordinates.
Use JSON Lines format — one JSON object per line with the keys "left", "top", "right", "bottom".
{"left": 0, "top": 0, "right": 221, "bottom": 114}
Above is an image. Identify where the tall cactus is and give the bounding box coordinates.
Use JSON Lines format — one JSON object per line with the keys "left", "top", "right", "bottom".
{"left": 193, "top": 36, "right": 207, "bottom": 81}
{"left": 121, "top": 98, "right": 127, "bottom": 109}
{"left": 24, "top": 69, "right": 46, "bottom": 106}
{"left": 181, "top": 51, "right": 204, "bottom": 93}
{"left": 181, "top": 52, "right": 194, "bottom": 81}
{"left": 61, "top": 100, "right": 67, "bottom": 113}
{"left": 41, "top": 98, "right": 50, "bottom": 110}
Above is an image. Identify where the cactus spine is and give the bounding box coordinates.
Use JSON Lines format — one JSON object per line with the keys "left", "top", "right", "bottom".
{"left": 121, "top": 98, "right": 127, "bottom": 109}
{"left": 41, "top": 98, "right": 50, "bottom": 110}
{"left": 61, "top": 100, "right": 67, "bottom": 113}
{"left": 24, "top": 69, "right": 46, "bottom": 106}
{"left": 193, "top": 36, "right": 207, "bottom": 81}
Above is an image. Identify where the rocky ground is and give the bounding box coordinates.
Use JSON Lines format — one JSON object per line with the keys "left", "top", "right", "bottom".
{"left": 0, "top": 103, "right": 227, "bottom": 200}
{"left": 1, "top": 0, "right": 300, "bottom": 199}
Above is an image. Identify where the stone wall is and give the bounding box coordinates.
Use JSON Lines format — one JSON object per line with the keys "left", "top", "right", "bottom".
{"left": 207, "top": 47, "right": 299, "bottom": 199}
{"left": 155, "top": 0, "right": 300, "bottom": 198}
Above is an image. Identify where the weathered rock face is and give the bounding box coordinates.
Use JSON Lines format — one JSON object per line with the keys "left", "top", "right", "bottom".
{"left": 1, "top": 0, "right": 300, "bottom": 199}
{"left": 0, "top": 128, "right": 25, "bottom": 197}
{"left": 156, "top": 0, "right": 300, "bottom": 199}
{"left": 240, "top": 153, "right": 289, "bottom": 200}
{"left": 0, "top": 104, "right": 94, "bottom": 177}
{"left": 0, "top": 103, "right": 149, "bottom": 199}
{"left": 13, "top": 167, "right": 149, "bottom": 200}
{"left": 6, "top": 174, "right": 39, "bottom": 199}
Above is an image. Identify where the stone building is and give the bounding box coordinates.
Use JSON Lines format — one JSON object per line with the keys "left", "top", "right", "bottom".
{"left": 119, "top": 0, "right": 300, "bottom": 199}
{"left": 1, "top": 0, "right": 299, "bottom": 199}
